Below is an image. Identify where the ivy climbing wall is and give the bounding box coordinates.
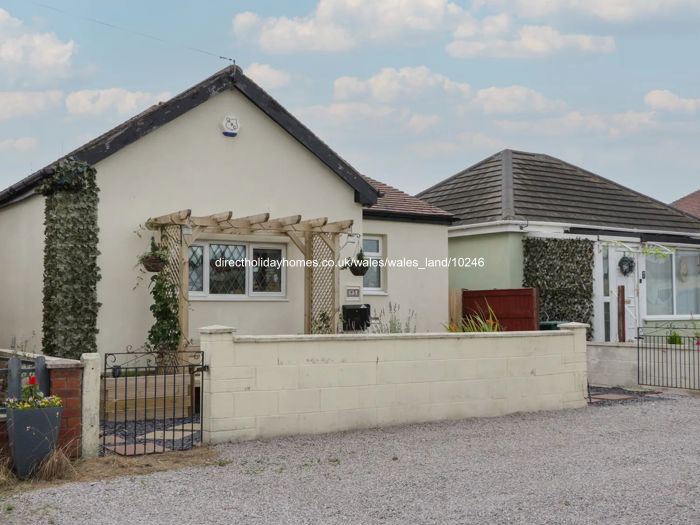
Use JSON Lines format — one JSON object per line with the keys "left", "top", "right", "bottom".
{"left": 39, "top": 159, "right": 101, "bottom": 359}
{"left": 522, "top": 238, "right": 594, "bottom": 336}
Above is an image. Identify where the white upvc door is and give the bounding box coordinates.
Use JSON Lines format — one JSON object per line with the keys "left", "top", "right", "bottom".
{"left": 609, "top": 246, "right": 641, "bottom": 342}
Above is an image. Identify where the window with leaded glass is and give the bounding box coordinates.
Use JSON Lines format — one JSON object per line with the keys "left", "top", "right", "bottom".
{"left": 209, "top": 244, "right": 246, "bottom": 295}
{"left": 251, "top": 247, "right": 283, "bottom": 294}
{"left": 187, "top": 242, "right": 286, "bottom": 298}
{"left": 188, "top": 245, "right": 204, "bottom": 292}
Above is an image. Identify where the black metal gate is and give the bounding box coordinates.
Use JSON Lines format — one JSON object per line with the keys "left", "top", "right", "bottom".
{"left": 638, "top": 325, "right": 700, "bottom": 389}
{"left": 100, "top": 350, "right": 205, "bottom": 456}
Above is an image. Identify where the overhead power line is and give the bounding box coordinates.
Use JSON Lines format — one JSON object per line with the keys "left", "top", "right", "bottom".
{"left": 19, "top": 1, "right": 236, "bottom": 64}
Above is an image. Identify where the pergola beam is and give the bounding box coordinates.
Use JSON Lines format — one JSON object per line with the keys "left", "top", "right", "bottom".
{"left": 190, "top": 211, "right": 233, "bottom": 227}
{"left": 146, "top": 209, "right": 191, "bottom": 228}
{"left": 258, "top": 214, "right": 302, "bottom": 230}
{"left": 146, "top": 211, "right": 352, "bottom": 235}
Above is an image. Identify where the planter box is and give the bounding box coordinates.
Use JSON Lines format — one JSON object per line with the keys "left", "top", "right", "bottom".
{"left": 7, "top": 407, "right": 63, "bottom": 479}
{"left": 101, "top": 373, "right": 193, "bottom": 422}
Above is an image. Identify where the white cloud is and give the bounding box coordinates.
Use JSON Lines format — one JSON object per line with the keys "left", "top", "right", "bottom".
{"left": 295, "top": 101, "right": 397, "bottom": 124}
{"left": 233, "top": 0, "right": 466, "bottom": 53}
{"left": 65, "top": 88, "right": 170, "bottom": 117}
{"left": 496, "top": 110, "right": 654, "bottom": 137}
{"left": 0, "top": 136, "right": 37, "bottom": 152}
{"left": 233, "top": 11, "right": 354, "bottom": 53}
{"left": 334, "top": 66, "right": 470, "bottom": 102}
{"left": 412, "top": 132, "right": 504, "bottom": 156}
{"left": 407, "top": 114, "right": 441, "bottom": 133}
{"left": 453, "top": 12, "right": 511, "bottom": 39}
{"left": 0, "top": 90, "right": 63, "bottom": 120}
{"left": 233, "top": 0, "right": 620, "bottom": 60}
{"left": 447, "top": 25, "right": 615, "bottom": 58}
{"left": 245, "top": 63, "right": 291, "bottom": 90}
{"left": 645, "top": 89, "right": 700, "bottom": 113}
{"left": 472, "top": 85, "right": 566, "bottom": 114}
{"left": 0, "top": 8, "right": 75, "bottom": 79}
{"left": 474, "top": 0, "right": 699, "bottom": 22}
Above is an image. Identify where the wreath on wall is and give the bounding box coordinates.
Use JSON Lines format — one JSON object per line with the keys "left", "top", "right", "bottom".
{"left": 618, "top": 255, "right": 635, "bottom": 276}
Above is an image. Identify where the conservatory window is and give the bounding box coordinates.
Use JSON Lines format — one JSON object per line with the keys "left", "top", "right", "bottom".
{"left": 646, "top": 250, "right": 700, "bottom": 316}
{"left": 675, "top": 251, "right": 700, "bottom": 315}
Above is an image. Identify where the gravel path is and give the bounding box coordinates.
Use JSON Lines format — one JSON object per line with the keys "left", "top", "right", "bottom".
{"left": 4, "top": 394, "right": 700, "bottom": 524}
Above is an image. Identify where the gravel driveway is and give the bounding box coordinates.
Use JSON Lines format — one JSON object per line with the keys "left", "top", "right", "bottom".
{"left": 4, "top": 393, "right": 700, "bottom": 524}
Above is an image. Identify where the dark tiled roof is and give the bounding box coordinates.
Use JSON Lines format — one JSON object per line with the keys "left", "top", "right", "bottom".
{"left": 672, "top": 190, "right": 700, "bottom": 219}
{"left": 418, "top": 149, "right": 700, "bottom": 234}
{"left": 362, "top": 176, "right": 453, "bottom": 224}
{"left": 0, "top": 66, "right": 379, "bottom": 207}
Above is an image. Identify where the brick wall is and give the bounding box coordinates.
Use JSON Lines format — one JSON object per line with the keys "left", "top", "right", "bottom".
{"left": 49, "top": 367, "right": 83, "bottom": 457}
{"left": 0, "top": 361, "right": 83, "bottom": 459}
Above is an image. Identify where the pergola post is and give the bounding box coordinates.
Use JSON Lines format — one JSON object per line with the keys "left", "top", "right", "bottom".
{"left": 304, "top": 231, "right": 313, "bottom": 334}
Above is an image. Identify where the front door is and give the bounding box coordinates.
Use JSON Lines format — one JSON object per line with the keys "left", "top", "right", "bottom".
{"left": 609, "top": 247, "right": 640, "bottom": 342}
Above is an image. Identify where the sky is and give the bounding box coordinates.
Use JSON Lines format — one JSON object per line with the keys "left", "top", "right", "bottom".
{"left": 1, "top": 0, "right": 699, "bottom": 202}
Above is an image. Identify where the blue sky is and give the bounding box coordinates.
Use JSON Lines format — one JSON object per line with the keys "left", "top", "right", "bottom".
{"left": 1, "top": 0, "right": 699, "bottom": 202}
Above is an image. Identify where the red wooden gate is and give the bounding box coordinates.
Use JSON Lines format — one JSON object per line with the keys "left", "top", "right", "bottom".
{"left": 462, "top": 288, "right": 539, "bottom": 331}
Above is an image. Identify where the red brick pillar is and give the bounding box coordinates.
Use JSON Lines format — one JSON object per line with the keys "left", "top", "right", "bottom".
{"left": 48, "top": 365, "right": 83, "bottom": 458}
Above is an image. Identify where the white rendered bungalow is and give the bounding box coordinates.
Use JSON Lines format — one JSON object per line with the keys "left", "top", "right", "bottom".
{"left": 0, "top": 66, "right": 452, "bottom": 355}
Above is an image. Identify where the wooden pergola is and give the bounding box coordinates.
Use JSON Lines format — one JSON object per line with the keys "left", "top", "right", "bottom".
{"left": 146, "top": 209, "right": 353, "bottom": 348}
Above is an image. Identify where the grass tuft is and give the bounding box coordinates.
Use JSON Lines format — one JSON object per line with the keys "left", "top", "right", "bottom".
{"left": 0, "top": 457, "right": 16, "bottom": 487}
{"left": 33, "top": 447, "right": 76, "bottom": 482}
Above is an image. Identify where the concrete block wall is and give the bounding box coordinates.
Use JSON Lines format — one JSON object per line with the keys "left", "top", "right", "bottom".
{"left": 587, "top": 342, "right": 638, "bottom": 388}
{"left": 201, "top": 323, "right": 589, "bottom": 444}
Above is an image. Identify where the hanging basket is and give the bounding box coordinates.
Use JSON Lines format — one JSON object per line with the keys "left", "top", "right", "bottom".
{"left": 348, "top": 263, "right": 369, "bottom": 277}
{"left": 141, "top": 255, "right": 167, "bottom": 273}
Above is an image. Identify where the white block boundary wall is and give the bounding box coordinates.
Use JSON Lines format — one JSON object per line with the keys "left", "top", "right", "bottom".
{"left": 200, "top": 323, "right": 589, "bottom": 444}
{"left": 587, "top": 342, "right": 638, "bottom": 389}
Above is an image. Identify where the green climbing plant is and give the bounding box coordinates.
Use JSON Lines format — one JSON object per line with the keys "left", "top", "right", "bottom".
{"left": 145, "top": 269, "right": 180, "bottom": 357}
{"left": 523, "top": 238, "right": 594, "bottom": 338}
{"left": 38, "top": 158, "right": 101, "bottom": 359}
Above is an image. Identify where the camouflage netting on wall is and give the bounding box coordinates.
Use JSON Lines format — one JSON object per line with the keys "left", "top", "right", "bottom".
{"left": 38, "top": 159, "right": 101, "bottom": 359}
{"left": 522, "top": 238, "right": 594, "bottom": 335}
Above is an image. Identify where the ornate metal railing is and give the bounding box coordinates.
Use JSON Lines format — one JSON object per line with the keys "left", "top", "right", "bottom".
{"left": 100, "top": 350, "right": 206, "bottom": 456}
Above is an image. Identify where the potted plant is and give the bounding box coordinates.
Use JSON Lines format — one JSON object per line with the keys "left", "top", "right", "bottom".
{"left": 6, "top": 375, "right": 63, "bottom": 479}
{"left": 344, "top": 249, "right": 369, "bottom": 277}
{"left": 138, "top": 236, "right": 168, "bottom": 273}
{"left": 667, "top": 331, "right": 683, "bottom": 345}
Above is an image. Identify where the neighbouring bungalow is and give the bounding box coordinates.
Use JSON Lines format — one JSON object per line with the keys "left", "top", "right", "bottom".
{"left": 418, "top": 149, "right": 700, "bottom": 342}
{"left": 0, "top": 66, "right": 452, "bottom": 355}
{"left": 672, "top": 189, "right": 700, "bottom": 219}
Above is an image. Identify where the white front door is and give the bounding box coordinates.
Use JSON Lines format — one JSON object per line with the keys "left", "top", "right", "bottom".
{"left": 609, "top": 247, "right": 640, "bottom": 342}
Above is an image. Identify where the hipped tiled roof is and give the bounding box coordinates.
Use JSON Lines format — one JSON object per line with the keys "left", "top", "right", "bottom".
{"left": 418, "top": 149, "right": 700, "bottom": 234}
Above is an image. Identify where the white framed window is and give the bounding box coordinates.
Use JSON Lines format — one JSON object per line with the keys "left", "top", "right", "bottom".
{"left": 188, "top": 242, "right": 286, "bottom": 300}
{"left": 362, "top": 235, "right": 383, "bottom": 291}
{"left": 646, "top": 250, "right": 700, "bottom": 317}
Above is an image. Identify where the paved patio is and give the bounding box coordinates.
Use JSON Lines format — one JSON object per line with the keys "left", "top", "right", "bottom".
{"left": 4, "top": 392, "right": 700, "bottom": 524}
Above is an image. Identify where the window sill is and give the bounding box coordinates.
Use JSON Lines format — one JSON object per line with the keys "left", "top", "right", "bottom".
{"left": 189, "top": 295, "right": 289, "bottom": 302}
{"left": 644, "top": 315, "right": 700, "bottom": 321}
{"left": 363, "top": 290, "right": 388, "bottom": 296}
